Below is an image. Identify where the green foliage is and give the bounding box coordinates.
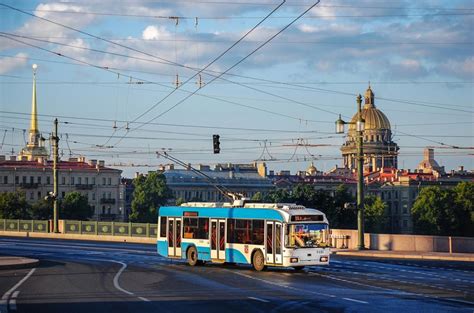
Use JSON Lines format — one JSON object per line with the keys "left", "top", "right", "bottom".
{"left": 364, "top": 195, "right": 387, "bottom": 233}
{"left": 251, "top": 192, "right": 263, "bottom": 202}
{"left": 175, "top": 197, "right": 186, "bottom": 206}
{"left": 412, "top": 182, "right": 474, "bottom": 236}
{"left": 130, "top": 172, "right": 172, "bottom": 223}
{"left": 0, "top": 192, "right": 31, "bottom": 219}
{"left": 31, "top": 198, "right": 53, "bottom": 220}
{"left": 263, "top": 183, "right": 359, "bottom": 230}
{"left": 60, "top": 192, "right": 94, "bottom": 220}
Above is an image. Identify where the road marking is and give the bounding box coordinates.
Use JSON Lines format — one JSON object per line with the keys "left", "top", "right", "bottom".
{"left": 0, "top": 268, "right": 35, "bottom": 313}
{"left": 9, "top": 291, "right": 19, "bottom": 311}
{"left": 343, "top": 297, "right": 368, "bottom": 304}
{"left": 108, "top": 260, "right": 151, "bottom": 302}
{"left": 248, "top": 297, "right": 270, "bottom": 303}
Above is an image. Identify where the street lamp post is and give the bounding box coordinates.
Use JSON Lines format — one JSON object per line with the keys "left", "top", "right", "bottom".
{"left": 335, "top": 94, "right": 366, "bottom": 250}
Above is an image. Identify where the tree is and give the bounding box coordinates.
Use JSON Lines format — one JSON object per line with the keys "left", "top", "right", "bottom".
{"left": 0, "top": 192, "right": 31, "bottom": 219}
{"left": 130, "top": 172, "right": 172, "bottom": 223}
{"left": 60, "top": 192, "right": 94, "bottom": 220}
{"left": 251, "top": 192, "right": 263, "bottom": 202}
{"left": 291, "top": 184, "right": 318, "bottom": 207}
{"left": 175, "top": 197, "right": 186, "bottom": 206}
{"left": 330, "top": 184, "right": 357, "bottom": 229}
{"left": 263, "top": 188, "right": 292, "bottom": 203}
{"left": 31, "top": 198, "right": 53, "bottom": 220}
{"left": 411, "top": 185, "right": 473, "bottom": 236}
{"left": 363, "top": 195, "right": 387, "bottom": 233}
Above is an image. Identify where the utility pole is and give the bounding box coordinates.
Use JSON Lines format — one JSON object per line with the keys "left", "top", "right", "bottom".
{"left": 356, "top": 94, "right": 365, "bottom": 250}
{"left": 53, "top": 118, "right": 59, "bottom": 233}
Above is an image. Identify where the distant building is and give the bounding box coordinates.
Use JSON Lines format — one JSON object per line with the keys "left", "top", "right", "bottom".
{"left": 162, "top": 162, "right": 274, "bottom": 202}
{"left": 0, "top": 156, "right": 123, "bottom": 221}
{"left": 0, "top": 65, "right": 123, "bottom": 221}
{"left": 340, "top": 85, "right": 399, "bottom": 171}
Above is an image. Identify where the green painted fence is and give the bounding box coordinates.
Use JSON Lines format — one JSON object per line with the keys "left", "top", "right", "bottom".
{"left": 0, "top": 219, "right": 49, "bottom": 233}
{"left": 0, "top": 218, "right": 157, "bottom": 238}
{"left": 63, "top": 220, "right": 157, "bottom": 238}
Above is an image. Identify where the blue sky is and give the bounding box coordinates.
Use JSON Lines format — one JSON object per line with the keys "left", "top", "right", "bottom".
{"left": 0, "top": 0, "right": 472, "bottom": 177}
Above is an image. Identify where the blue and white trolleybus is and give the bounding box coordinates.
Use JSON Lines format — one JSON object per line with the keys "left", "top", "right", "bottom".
{"left": 157, "top": 201, "right": 330, "bottom": 271}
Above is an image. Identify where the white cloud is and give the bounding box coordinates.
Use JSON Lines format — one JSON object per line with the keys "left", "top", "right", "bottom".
{"left": 0, "top": 53, "right": 28, "bottom": 74}
{"left": 142, "top": 26, "right": 171, "bottom": 40}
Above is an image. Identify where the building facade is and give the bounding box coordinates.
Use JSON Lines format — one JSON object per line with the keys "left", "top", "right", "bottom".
{"left": 0, "top": 156, "right": 123, "bottom": 221}
{"left": 162, "top": 163, "right": 274, "bottom": 203}
{"left": 341, "top": 86, "right": 399, "bottom": 171}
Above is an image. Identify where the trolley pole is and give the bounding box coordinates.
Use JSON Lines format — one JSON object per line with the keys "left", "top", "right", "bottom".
{"left": 52, "top": 118, "right": 60, "bottom": 233}
{"left": 356, "top": 95, "right": 365, "bottom": 250}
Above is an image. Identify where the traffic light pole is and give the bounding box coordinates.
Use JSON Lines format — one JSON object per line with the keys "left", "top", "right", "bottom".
{"left": 53, "top": 118, "right": 59, "bottom": 233}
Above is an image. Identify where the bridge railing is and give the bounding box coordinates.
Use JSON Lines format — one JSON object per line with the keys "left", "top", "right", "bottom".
{"left": 62, "top": 220, "right": 157, "bottom": 238}
{"left": 0, "top": 219, "right": 49, "bottom": 233}
{"left": 0, "top": 218, "right": 158, "bottom": 238}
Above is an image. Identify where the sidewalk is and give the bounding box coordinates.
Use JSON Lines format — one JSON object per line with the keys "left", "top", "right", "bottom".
{"left": 0, "top": 256, "right": 39, "bottom": 270}
{"left": 332, "top": 249, "right": 474, "bottom": 262}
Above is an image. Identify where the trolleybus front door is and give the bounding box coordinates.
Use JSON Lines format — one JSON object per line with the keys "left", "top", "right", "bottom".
{"left": 266, "top": 221, "right": 283, "bottom": 264}
{"left": 210, "top": 219, "right": 226, "bottom": 261}
{"left": 168, "top": 217, "right": 182, "bottom": 258}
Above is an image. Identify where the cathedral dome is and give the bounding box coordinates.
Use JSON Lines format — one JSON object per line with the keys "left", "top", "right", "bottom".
{"left": 306, "top": 162, "right": 317, "bottom": 175}
{"left": 348, "top": 86, "right": 391, "bottom": 134}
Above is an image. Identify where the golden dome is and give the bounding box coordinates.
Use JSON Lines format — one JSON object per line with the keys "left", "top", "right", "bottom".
{"left": 348, "top": 86, "right": 391, "bottom": 133}
{"left": 307, "top": 162, "right": 317, "bottom": 175}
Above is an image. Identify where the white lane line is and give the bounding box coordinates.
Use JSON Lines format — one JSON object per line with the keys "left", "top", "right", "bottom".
{"left": 108, "top": 260, "right": 151, "bottom": 302}
{"left": 138, "top": 297, "right": 151, "bottom": 302}
{"left": 343, "top": 297, "right": 368, "bottom": 304}
{"left": 248, "top": 297, "right": 270, "bottom": 303}
{"left": 1, "top": 268, "right": 36, "bottom": 301}
{"left": 9, "top": 291, "right": 20, "bottom": 311}
{"left": 0, "top": 268, "right": 35, "bottom": 313}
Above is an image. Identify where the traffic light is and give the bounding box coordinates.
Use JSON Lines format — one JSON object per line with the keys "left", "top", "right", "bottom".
{"left": 213, "top": 134, "right": 220, "bottom": 154}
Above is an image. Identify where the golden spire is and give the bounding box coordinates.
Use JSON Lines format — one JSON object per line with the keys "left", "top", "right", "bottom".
{"left": 30, "top": 64, "right": 38, "bottom": 133}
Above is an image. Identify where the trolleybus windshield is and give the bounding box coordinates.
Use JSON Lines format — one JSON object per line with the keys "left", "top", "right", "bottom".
{"left": 287, "top": 223, "right": 329, "bottom": 248}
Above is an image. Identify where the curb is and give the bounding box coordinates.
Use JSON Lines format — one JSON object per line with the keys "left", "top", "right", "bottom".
{"left": 332, "top": 251, "right": 474, "bottom": 262}
{"left": 0, "top": 257, "right": 40, "bottom": 270}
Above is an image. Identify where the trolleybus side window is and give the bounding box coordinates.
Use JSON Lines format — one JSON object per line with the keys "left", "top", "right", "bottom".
{"left": 160, "top": 216, "right": 167, "bottom": 238}
{"left": 183, "top": 217, "right": 209, "bottom": 239}
{"left": 227, "top": 219, "right": 264, "bottom": 245}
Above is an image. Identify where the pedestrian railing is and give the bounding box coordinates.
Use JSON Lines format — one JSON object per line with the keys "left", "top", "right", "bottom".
{"left": 0, "top": 219, "right": 49, "bottom": 233}
{"left": 63, "top": 220, "right": 157, "bottom": 238}
{"left": 0, "top": 218, "right": 158, "bottom": 238}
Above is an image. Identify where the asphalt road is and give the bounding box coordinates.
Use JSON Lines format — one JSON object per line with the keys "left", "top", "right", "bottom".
{"left": 0, "top": 237, "right": 473, "bottom": 313}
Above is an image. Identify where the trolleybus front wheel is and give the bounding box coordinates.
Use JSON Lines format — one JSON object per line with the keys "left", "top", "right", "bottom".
{"left": 252, "top": 250, "right": 266, "bottom": 271}
{"left": 187, "top": 246, "right": 199, "bottom": 266}
{"left": 293, "top": 266, "right": 305, "bottom": 271}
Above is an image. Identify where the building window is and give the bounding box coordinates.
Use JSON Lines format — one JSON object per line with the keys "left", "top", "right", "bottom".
{"left": 15, "top": 176, "right": 19, "bottom": 184}
{"left": 61, "top": 176, "right": 65, "bottom": 185}
{"left": 61, "top": 191, "right": 66, "bottom": 198}
{"left": 3, "top": 176, "right": 7, "bottom": 184}
{"left": 92, "top": 177, "right": 96, "bottom": 185}
{"left": 22, "top": 176, "right": 27, "bottom": 183}
{"left": 85, "top": 177, "right": 89, "bottom": 185}
{"left": 102, "top": 178, "right": 106, "bottom": 185}
{"left": 37, "top": 191, "right": 41, "bottom": 199}
{"left": 108, "top": 192, "right": 111, "bottom": 199}
{"left": 37, "top": 176, "right": 42, "bottom": 184}
{"left": 71, "top": 177, "right": 74, "bottom": 185}
{"left": 30, "top": 176, "right": 34, "bottom": 184}
{"left": 108, "top": 177, "right": 111, "bottom": 185}
{"left": 46, "top": 176, "right": 51, "bottom": 185}
{"left": 403, "top": 220, "right": 408, "bottom": 228}
{"left": 92, "top": 193, "right": 96, "bottom": 200}
{"left": 102, "top": 206, "right": 106, "bottom": 214}
{"left": 30, "top": 192, "right": 34, "bottom": 200}
{"left": 108, "top": 207, "right": 111, "bottom": 214}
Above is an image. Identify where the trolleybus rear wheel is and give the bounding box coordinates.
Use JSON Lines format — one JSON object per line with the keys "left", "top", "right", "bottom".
{"left": 187, "top": 246, "right": 199, "bottom": 266}
{"left": 252, "top": 250, "right": 266, "bottom": 271}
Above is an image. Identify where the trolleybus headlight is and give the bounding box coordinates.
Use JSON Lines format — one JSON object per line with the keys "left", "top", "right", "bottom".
{"left": 290, "top": 257, "right": 299, "bottom": 263}
{"left": 320, "top": 256, "right": 328, "bottom": 262}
